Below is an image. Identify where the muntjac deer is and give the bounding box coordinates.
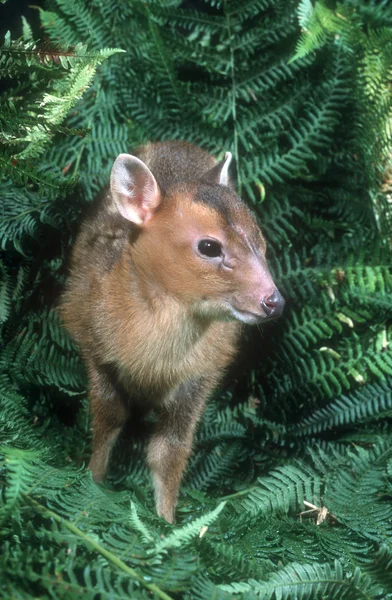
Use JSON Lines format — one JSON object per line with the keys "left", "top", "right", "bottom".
{"left": 61, "top": 141, "right": 284, "bottom": 523}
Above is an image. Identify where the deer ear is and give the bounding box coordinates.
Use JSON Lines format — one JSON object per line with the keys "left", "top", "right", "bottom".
{"left": 201, "top": 151, "right": 232, "bottom": 186}
{"left": 110, "top": 154, "right": 161, "bottom": 225}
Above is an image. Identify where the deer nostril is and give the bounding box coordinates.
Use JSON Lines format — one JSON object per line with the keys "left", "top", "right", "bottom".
{"left": 261, "top": 290, "right": 285, "bottom": 318}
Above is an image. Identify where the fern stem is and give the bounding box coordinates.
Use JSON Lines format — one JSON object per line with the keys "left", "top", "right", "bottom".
{"left": 219, "top": 486, "right": 258, "bottom": 502}
{"left": 143, "top": 5, "right": 183, "bottom": 107}
{"left": 71, "top": 121, "right": 90, "bottom": 178}
{"left": 24, "top": 495, "right": 175, "bottom": 600}
{"left": 0, "top": 156, "right": 60, "bottom": 191}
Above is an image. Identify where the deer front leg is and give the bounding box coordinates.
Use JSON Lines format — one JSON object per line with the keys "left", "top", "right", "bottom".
{"left": 147, "top": 378, "right": 211, "bottom": 523}
{"left": 87, "top": 362, "right": 130, "bottom": 482}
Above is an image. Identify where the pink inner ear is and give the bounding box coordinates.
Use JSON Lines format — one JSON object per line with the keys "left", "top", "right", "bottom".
{"left": 110, "top": 154, "right": 161, "bottom": 225}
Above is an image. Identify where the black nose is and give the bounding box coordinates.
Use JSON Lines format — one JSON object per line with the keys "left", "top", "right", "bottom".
{"left": 261, "top": 290, "right": 285, "bottom": 318}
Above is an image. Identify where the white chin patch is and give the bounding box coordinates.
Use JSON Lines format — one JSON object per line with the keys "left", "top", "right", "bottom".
{"left": 195, "top": 302, "right": 262, "bottom": 324}
{"left": 228, "top": 306, "right": 262, "bottom": 324}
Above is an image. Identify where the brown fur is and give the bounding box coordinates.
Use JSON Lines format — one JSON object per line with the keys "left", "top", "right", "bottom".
{"left": 60, "top": 141, "right": 282, "bottom": 523}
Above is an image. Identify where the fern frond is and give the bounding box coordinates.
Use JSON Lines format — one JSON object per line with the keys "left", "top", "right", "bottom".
{"left": 241, "top": 462, "right": 322, "bottom": 517}
{"left": 293, "top": 378, "right": 392, "bottom": 436}
{"left": 291, "top": 1, "right": 349, "bottom": 62}
{"left": 151, "top": 501, "right": 226, "bottom": 555}
{"left": 220, "top": 560, "right": 379, "bottom": 599}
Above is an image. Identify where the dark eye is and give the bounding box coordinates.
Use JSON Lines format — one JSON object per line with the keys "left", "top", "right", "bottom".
{"left": 197, "top": 239, "right": 222, "bottom": 258}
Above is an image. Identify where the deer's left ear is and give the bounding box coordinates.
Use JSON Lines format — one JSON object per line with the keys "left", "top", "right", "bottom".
{"left": 201, "top": 151, "right": 232, "bottom": 186}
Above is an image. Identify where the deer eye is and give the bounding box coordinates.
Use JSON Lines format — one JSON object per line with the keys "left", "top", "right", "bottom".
{"left": 197, "top": 239, "right": 222, "bottom": 258}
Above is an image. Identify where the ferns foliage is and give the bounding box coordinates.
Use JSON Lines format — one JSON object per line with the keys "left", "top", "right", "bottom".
{"left": 1, "top": 0, "right": 392, "bottom": 598}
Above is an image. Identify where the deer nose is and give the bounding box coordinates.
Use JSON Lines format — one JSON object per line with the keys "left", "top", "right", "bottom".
{"left": 261, "top": 290, "right": 285, "bottom": 318}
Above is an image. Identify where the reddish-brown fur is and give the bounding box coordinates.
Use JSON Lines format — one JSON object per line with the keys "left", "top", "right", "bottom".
{"left": 60, "top": 141, "right": 283, "bottom": 523}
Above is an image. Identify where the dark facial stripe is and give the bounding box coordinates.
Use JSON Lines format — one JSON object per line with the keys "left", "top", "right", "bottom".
{"left": 193, "top": 182, "right": 265, "bottom": 255}
{"left": 194, "top": 183, "right": 236, "bottom": 226}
